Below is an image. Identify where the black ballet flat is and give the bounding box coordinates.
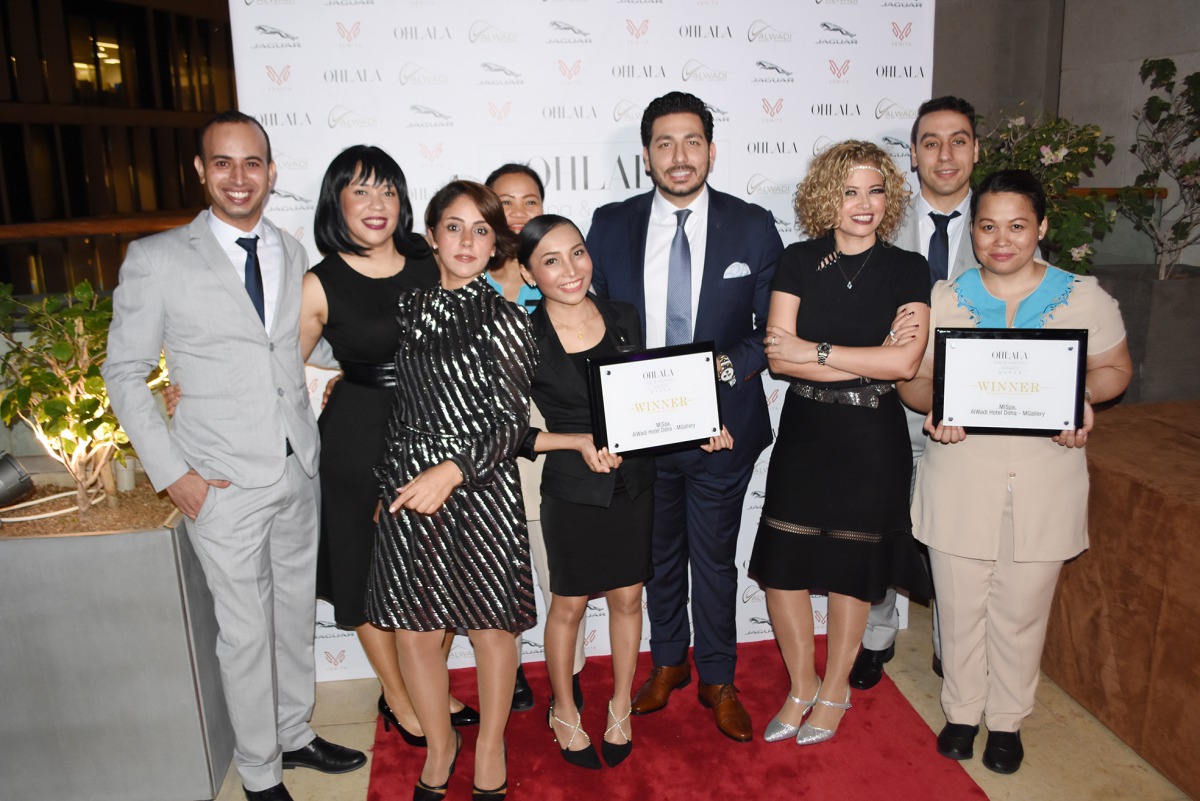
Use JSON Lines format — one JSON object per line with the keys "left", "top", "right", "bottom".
{"left": 450, "top": 702, "right": 481, "bottom": 727}
{"left": 380, "top": 694, "right": 427, "bottom": 748}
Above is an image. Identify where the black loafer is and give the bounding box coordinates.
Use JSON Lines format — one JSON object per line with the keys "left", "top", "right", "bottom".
{"left": 848, "top": 643, "right": 895, "bottom": 690}
{"left": 282, "top": 736, "right": 366, "bottom": 774}
{"left": 932, "top": 654, "right": 944, "bottom": 678}
{"left": 936, "top": 722, "right": 980, "bottom": 760}
{"left": 983, "top": 730, "right": 1024, "bottom": 774}
{"left": 451, "top": 702, "right": 481, "bottom": 727}
{"left": 244, "top": 784, "right": 293, "bottom": 801}
{"left": 512, "top": 665, "right": 534, "bottom": 712}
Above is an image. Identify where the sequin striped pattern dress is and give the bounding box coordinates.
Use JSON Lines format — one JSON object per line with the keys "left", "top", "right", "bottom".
{"left": 365, "top": 276, "right": 538, "bottom": 632}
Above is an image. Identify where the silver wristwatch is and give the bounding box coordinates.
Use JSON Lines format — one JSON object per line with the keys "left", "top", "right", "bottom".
{"left": 816, "top": 342, "right": 832, "bottom": 366}
{"left": 717, "top": 353, "right": 735, "bottom": 387}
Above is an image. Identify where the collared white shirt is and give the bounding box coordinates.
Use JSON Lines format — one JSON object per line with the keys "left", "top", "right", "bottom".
{"left": 916, "top": 191, "right": 973, "bottom": 270}
{"left": 206, "top": 210, "right": 282, "bottom": 331}
{"left": 643, "top": 185, "right": 709, "bottom": 349}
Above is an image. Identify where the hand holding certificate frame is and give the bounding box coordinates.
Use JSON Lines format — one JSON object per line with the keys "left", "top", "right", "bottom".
{"left": 932, "top": 328, "right": 1088, "bottom": 436}
{"left": 587, "top": 341, "right": 723, "bottom": 458}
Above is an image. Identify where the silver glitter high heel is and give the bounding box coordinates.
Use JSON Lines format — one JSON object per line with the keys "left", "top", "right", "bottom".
{"left": 763, "top": 679, "right": 821, "bottom": 742}
{"left": 795, "top": 689, "right": 852, "bottom": 746}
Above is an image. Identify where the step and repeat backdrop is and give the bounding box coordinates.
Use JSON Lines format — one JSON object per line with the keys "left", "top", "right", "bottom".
{"left": 228, "top": 0, "right": 935, "bottom": 680}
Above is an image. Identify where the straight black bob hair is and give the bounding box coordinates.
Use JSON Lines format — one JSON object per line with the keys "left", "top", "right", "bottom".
{"left": 314, "top": 145, "right": 429, "bottom": 259}
{"left": 516, "top": 214, "right": 581, "bottom": 269}
{"left": 971, "top": 169, "right": 1048, "bottom": 224}
{"left": 485, "top": 163, "right": 546, "bottom": 200}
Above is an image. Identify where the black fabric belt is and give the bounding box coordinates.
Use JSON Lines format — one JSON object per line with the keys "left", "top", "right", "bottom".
{"left": 341, "top": 359, "right": 398, "bottom": 388}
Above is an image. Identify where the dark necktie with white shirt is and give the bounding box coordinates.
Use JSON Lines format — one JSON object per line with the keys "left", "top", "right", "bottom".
{"left": 236, "top": 236, "right": 266, "bottom": 324}
{"left": 927, "top": 211, "right": 960, "bottom": 285}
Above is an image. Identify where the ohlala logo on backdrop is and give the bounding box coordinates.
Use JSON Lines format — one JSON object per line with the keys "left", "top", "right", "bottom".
{"left": 626, "top": 19, "right": 649, "bottom": 39}
{"left": 811, "top": 102, "right": 861, "bottom": 116}
{"left": 762, "top": 98, "right": 784, "bottom": 118}
{"left": 876, "top": 64, "right": 927, "bottom": 78}
{"left": 542, "top": 105, "right": 597, "bottom": 119}
{"left": 892, "top": 21, "right": 914, "bottom": 41}
{"left": 266, "top": 65, "right": 291, "bottom": 85}
{"left": 746, "top": 141, "right": 800, "bottom": 155}
{"left": 258, "top": 111, "right": 311, "bottom": 128}
{"left": 522, "top": 154, "right": 647, "bottom": 192}
{"left": 322, "top": 68, "right": 382, "bottom": 83}
{"left": 828, "top": 59, "right": 850, "bottom": 79}
{"left": 611, "top": 63, "right": 667, "bottom": 79}
{"left": 393, "top": 25, "right": 451, "bottom": 40}
{"left": 747, "top": 19, "right": 792, "bottom": 42}
{"left": 678, "top": 24, "right": 733, "bottom": 39}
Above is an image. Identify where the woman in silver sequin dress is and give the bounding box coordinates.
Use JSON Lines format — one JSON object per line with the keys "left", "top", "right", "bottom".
{"left": 365, "top": 181, "right": 537, "bottom": 800}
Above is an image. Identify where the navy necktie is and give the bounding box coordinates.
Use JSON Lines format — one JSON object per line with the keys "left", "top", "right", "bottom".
{"left": 927, "top": 211, "right": 960, "bottom": 285}
{"left": 236, "top": 236, "right": 266, "bottom": 324}
{"left": 665, "top": 209, "right": 693, "bottom": 346}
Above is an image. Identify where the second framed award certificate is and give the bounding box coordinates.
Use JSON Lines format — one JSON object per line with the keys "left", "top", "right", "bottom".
{"left": 587, "top": 341, "right": 723, "bottom": 458}
{"left": 933, "top": 328, "right": 1088, "bottom": 436}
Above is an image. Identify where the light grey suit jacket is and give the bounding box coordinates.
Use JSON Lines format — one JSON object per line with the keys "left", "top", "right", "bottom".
{"left": 103, "top": 212, "right": 320, "bottom": 492}
{"left": 893, "top": 193, "right": 977, "bottom": 283}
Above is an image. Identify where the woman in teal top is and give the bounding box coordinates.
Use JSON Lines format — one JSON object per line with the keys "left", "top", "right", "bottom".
{"left": 485, "top": 163, "right": 545, "bottom": 314}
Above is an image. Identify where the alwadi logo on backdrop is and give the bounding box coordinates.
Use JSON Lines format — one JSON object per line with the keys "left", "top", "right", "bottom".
{"left": 752, "top": 59, "right": 794, "bottom": 83}
{"left": 747, "top": 19, "right": 792, "bottom": 42}
{"left": 681, "top": 59, "right": 727, "bottom": 82}
{"left": 828, "top": 59, "right": 850, "bottom": 79}
{"left": 270, "top": 147, "right": 309, "bottom": 170}
{"left": 407, "top": 104, "right": 453, "bottom": 128}
{"left": 399, "top": 62, "right": 449, "bottom": 86}
{"left": 626, "top": 19, "right": 649, "bottom": 39}
{"left": 336, "top": 21, "right": 361, "bottom": 43}
{"left": 252, "top": 24, "right": 299, "bottom": 48}
{"left": 393, "top": 25, "right": 451, "bottom": 40}
{"left": 328, "top": 105, "right": 378, "bottom": 129}
{"left": 469, "top": 20, "right": 518, "bottom": 44}
{"left": 813, "top": 135, "right": 835, "bottom": 155}
{"left": 875, "top": 97, "right": 916, "bottom": 119}
{"left": 613, "top": 99, "right": 641, "bottom": 122}
{"left": 266, "top": 65, "right": 291, "bottom": 86}
{"left": 746, "top": 173, "right": 791, "bottom": 195}
{"left": 816, "top": 21, "right": 857, "bottom": 44}
{"left": 891, "top": 21, "right": 913, "bottom": 42}
{"left": 761, "top": 98, "right": 784, "bottom": 118}
{"left": 558, "top": 59, "right": 582, "bottom": 80}
{"left": 548, "top": 20, "right": 592, "bottom": 44}
{"left": 488, "top": 101, "right": 512, "bottom": 122}
{"left": 244, "top": 0, "right": 295, "bottom": 7}
{"left": 479, "top": 62, "right": 523, "bottom": 85}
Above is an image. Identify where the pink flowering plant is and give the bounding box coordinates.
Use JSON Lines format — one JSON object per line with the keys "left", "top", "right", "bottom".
{"left": 1117, "top": 58, "right": 1200, "bottom": 279}
{"left": 973, "top": 111, "right": 1115, "bottom": 272}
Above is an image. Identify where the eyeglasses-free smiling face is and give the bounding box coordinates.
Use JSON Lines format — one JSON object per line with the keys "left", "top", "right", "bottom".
{"left": 643, "top": 112, "right": 715, "bottom": 207}
{"left": 526, "top": 223, "right": 592, "bottom": 306}
{"left": 492, "top": 172, "right": 544, "bottom": 235}
{"left": 340, "top": 168, "right": 401, "bottom": 254}
{"left": 911, "top": 109, "right": 978, "bottom": 211}
{"left": 971, "top": 190, "right": 1048, "bottom": 278}
{"left": 431, "top": 194, "right": 497, "bottom": 290}
{"left": 194, "top": 122, "right": 276, "bottom": 232}
{"left": 833, "top": 166, "right": 886, "bottom": 251}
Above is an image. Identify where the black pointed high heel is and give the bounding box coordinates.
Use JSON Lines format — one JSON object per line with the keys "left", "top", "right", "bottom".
{"left": 472, "top": 781, "right": 508, "bottom": 800}
{"left": 548, "top": 704, "right": 602, "bottom": 769}
{"left": 412, "top": 730, "right": 462, "bottom": 801}
{"left": 380, "top": 694, "right": 427, "bottom": 748}
{"left": 601, "top": 699, "right": 633, "bottom": 767}
{"left": 450, "top": 702, "right": 481, "bottom": 727}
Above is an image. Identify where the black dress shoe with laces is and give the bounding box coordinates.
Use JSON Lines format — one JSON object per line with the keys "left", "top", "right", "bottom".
{"left": 848, "top": 643, "right": 895, "bottom": 690}
{"left": 282, "top": 736, "right": 367, "bottom": 774}
{"left": 244, "top": 783, "right": 293, "bottom": 800}
{"left": 983, "top": 730, "right": 1024, "bottom": 774}
{"left": 936, "top": 722, "right": 980, "bottom": 760}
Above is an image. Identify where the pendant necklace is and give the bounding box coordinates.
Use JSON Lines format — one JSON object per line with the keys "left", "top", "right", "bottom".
{"left": 834, "top": 245, "right": 875, "bottom": 289}
{"left": 548, "top": 308, "right": 591, "bottom": 340}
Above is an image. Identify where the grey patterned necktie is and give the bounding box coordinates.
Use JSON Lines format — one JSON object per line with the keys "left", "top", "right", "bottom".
{"left": 665, "top": 209, "right": 693, "bottom": 346}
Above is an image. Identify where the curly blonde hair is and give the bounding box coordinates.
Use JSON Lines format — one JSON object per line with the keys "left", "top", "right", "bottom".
{"left": 794, "top": 140, "right": 910, "bottom": 241}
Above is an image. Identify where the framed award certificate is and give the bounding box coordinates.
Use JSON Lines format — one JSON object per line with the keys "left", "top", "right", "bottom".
{"left": 932, "top": 328, "right": 1088, "bottom": 436}
{"left": 587, "top": 341, "right": 723, "bottom": 458}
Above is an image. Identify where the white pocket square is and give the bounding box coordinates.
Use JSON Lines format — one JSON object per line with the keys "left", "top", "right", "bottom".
{"left": 723, "top": 262, "right": 751, "bottom": 278}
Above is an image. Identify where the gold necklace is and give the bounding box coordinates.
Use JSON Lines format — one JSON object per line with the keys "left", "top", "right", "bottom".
{"left": 547, "top": 306, "right": 594, "bottom": 340}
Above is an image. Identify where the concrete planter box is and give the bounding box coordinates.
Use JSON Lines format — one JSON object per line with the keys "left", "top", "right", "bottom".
{"left": 0, "top": 523, "right": 233, "bottom": 801}
{"left": 1090, "top": 264, "right": 1200, "bottom": 403}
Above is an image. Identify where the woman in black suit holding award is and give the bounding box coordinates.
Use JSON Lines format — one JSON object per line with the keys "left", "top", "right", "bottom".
{"left": 517, "top": 214, "right": 735, "bottom": 769}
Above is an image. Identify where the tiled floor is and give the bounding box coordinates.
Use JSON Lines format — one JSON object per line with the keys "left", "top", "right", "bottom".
{"left": 216, "top": 602, "right": 1185, "bottom": 800}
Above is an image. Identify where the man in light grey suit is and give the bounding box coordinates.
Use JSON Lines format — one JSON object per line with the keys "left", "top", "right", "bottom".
{"left": 103, "top": 111, "right": 364, "bottom": 801}
{"left": 850, "top": 96, "right": 980, "bottom": 691}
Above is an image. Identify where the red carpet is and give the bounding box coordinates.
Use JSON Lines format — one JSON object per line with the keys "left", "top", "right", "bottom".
{"left": 367, "top": 639, "right": 986, "bottom": 801}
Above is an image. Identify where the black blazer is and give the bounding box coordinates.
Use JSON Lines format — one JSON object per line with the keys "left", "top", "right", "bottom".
{"left": 520, "top": 296, "right": 655, "bottom": 507}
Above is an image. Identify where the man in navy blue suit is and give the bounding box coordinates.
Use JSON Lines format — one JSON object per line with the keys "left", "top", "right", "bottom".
{"left": 586, "top": 91, "right": 782, "bottom": 741}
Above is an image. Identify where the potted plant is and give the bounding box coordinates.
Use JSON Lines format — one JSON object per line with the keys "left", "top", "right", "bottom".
{"left": 0, "top": 281, "right": 233, "bottom": 801}
{"left": 1117, "top": 58, "right": 1200, "bottom": 279}
{"left": 973, "top": 111, "right": 1116, "bottom": 272}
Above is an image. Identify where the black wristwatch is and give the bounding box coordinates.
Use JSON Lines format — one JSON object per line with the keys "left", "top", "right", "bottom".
{"left": 717, "top": 353, "right": 735, "bottom": 387}
{"left": 816, "top": 342, "right": 832, "bottom": 366}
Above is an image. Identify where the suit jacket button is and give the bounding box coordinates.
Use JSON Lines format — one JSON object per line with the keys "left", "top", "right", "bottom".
{"left": 277, "top": 388, "right": 285, "bottom": 397}
{"left": 269, "top": 342, "right": 275, "bottom": 352}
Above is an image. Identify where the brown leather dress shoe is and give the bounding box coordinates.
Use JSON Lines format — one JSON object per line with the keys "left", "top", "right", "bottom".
{"left": 697, "top": 682, "right": 753, "bottom": 742}
{"left": 630, "top": 663, "right": 691, "bottom": 715}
